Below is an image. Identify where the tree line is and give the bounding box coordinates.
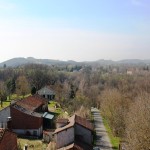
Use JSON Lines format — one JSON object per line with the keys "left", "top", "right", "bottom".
{"left": 0, "top": 63, "right": 149, "bottom": 149}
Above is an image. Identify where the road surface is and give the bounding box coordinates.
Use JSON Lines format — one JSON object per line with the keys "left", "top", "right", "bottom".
{"left": 91, "top": 108, "right": 113, "bottom": 150}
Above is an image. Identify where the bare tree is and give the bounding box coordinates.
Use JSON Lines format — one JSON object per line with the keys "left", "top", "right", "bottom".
{"left": 75, "top": 105, "right": 90, "bottom": 119}
{"left": 125, "top": 93, "right": 150, "bottom": 150}
{"left": 100, "top": 88, "right": 128, "bottom": 137}
{"left": 0, "top": 81, "right": 7, "bottom": 107}
{"left": 16, "top": 76, "right": 30, "bottom": 97}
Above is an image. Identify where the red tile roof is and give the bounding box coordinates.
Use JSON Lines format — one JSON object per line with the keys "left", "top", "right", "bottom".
{"left": 0, "top": 128, "right": 5, "bottom": 141}
{"left": 54, "top": 115, "right": 93, "bottom": 134}
{"left": 56, "top": 118, "right": 69, "bottom": 123}
{"left": 14, "top": 94, "right": 47, "bottom": 111}
{"left": 58, "top": 141, "right": 93, "bottom": 150}
{"left": 57, "top": 143, "right": 81, "bottom": 150}
{"left": 75, "top": 115, "right": 93, "bottom": 131}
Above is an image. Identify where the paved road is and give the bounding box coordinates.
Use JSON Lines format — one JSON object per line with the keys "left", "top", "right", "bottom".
{"left": 91, "top": 108, "right": 113, "bottom": 150}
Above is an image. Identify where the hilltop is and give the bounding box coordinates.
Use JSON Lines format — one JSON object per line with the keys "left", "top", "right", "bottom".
{"left": 1, "top": 57, "right": 150, "bottom": 67}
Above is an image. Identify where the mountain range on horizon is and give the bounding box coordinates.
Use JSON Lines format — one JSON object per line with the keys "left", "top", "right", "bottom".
{"left": 0, "top": 57, "right": 150, "bottom": 67}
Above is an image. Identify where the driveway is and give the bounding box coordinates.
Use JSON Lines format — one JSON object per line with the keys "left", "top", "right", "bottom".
{"left": 91, "top": 108, "right": 113, "bottom": 150}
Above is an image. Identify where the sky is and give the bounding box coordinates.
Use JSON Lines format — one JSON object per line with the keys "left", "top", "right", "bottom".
{"left": 0, "top": 0, "right": 150, "bottom": 62}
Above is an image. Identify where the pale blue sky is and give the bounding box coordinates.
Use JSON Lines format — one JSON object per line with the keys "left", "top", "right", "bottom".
{"left": 0, "top": 0, "right": 150, "bottom": 62}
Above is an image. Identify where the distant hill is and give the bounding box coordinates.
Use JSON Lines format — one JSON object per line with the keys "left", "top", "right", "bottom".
{"left": 83, "top": 59, "right": 150, "bottom": 66}
{"left": 0, "top": 57, "right": 150, "bottom": 67}
{"left": 0, "top": 57, "right": 79, "bottom": 67}
{"left": 117, "top": 59, "right": 150, "bottom": 64}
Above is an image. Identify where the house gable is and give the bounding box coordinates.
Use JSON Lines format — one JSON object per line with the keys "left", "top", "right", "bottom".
{"left": 53, "top": 115, "right": 93, "bottom": 149}
{"left": 55, "top": 127, "right": 74, "bottom": 149}
{"left": 11, "top": 106, "right": 43, "bottom": 129}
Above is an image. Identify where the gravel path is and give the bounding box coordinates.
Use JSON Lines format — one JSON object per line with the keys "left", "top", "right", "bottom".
{"left": 91, "top": 108, "right": 113, "bottom": 150}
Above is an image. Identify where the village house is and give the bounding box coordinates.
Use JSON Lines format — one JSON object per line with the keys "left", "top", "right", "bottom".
{"left": 53, "top": 115, "right": 93, "bottom": 150}
{"left": 0, "top": 128, "right": 17, "bottom": 150}
{"left": 126, "top": 68, "right": 137, "bottom": 75}
{"left": 126, "top": 70, "right": 133, "bottom": 75}
{"left": 37, "top": 86, "right": 55, "bottom": 102}
{"left": 10, "top": 94, "right": 54, "bottom": 137}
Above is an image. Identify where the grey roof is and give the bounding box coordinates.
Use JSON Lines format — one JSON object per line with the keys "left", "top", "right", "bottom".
{"left": 37, "top": 87, "right": 55, "bottom": 95}
{"left": 43, "top": 112, "right": 54, "bottom": 120}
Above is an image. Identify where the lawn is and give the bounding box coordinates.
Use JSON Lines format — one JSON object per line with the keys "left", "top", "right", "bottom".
{"left": 48, "top": 101, "right": 69, "bottom": 119}
{"left": 102, "top": 117, "right": 120, "bottom": 150}
{"left": 18, "top": 138, "right": 48, "bottom": 150}
{"left": 9, "top": 94, "right": 31, "bottom": 100}
{"left": 48, "top": 101, "right": 63, "bottom": 114}
{"left": 0, "top": 94, "right": 31, "bottom": 110}
{"left": 48, "top": 101, "right": 57, "bottom": 108}
{"left": 0, "top": 100, "right": 10, "bottom": 110}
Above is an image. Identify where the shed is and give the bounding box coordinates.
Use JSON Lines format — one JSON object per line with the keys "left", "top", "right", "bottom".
{"left": 37, "top": 87, "right": 55, "bottom": 101}
{"left": 53, "top": 115, "right": 93, "bottom": 150}
{"left": 43, "top": 112, "right": 55, "bottom": 129}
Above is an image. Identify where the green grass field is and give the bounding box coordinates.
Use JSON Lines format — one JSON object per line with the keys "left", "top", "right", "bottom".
{"left": 48, "top": 101, "right": 69, "bottom": 119}
{"left": 0, "top": 100, "right": 10, "bottom": 110}
{"left": 102, "top": 117, "right": 120, "bottom": 150}
{"left": 48, "top": 101, "right": 63, "bottom": 114}
{"left": 9, "top": 94, "right": 31, "bottom": 100}
{"left": 18, "top": 138, "right": 48, "bottom": 150}
{"left": 0, "top": 94, "right": 31, "bottom": 110}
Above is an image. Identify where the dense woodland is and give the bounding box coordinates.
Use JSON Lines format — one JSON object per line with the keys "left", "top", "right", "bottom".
{"left": 0, "top": 63, "right": 150, "bottom": 150}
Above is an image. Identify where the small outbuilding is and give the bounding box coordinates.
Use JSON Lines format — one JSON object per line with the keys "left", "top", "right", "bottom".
{"left": 37, "top": 87, "right": 55, "bottom": 101}
{"left": 53, "top": 115, "right": 94, "bottom": 150}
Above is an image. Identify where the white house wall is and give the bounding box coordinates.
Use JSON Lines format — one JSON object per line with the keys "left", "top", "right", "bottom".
{"left": 55, "top": 127, "right": 74, "bottom": 149}
{"left": 13, "top": 125, "right": 43, "bottom": 137}
{"left": 0, "top": 107, "right": 10, "bottom": 123}
{"left": 0, "top": 122, "right": 7, "bottom": 128}
{"left": 75, "top": 124, "right": 93, "bottom": 145}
